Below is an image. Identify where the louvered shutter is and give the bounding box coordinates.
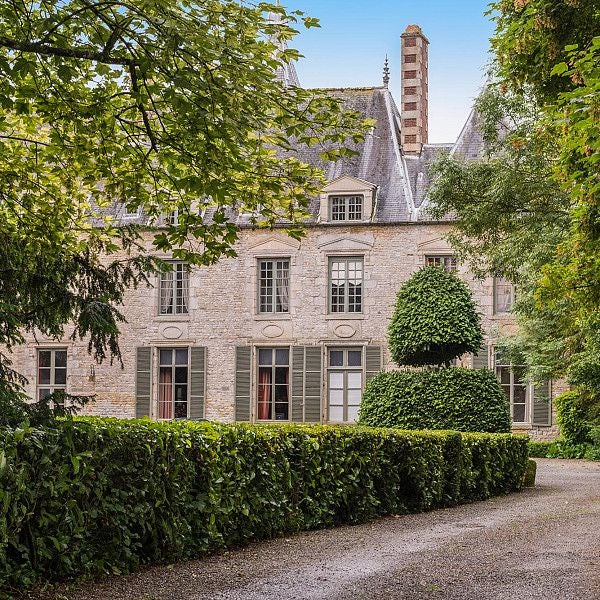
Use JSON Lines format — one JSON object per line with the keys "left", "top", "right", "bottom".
{"left": 472, "top": 345, "right": 489, "bottom": 369}
{"left": 136, "top": 347, "right": 152, "bottom": 418}
{"left": 365, "top": 345, "right": 383, "bottom": 382}
{"left": 304, "top": 346, "right": 323, "bottom": 423}
{"left": 291, "top": 346, "right": 305, "bottom": 422}
{"left": 235, "top": 346, "right": 252, "bottom": 422}
{"left": 532, "top": 381, "right": 552, "bottom": 426}
{"left": 189, "top": 347, "right": 206, "bottom": 420}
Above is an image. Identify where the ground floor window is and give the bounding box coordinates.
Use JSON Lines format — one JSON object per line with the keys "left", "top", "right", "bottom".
{"left": 327, "top": 347, "right": 363, "bottom": 423}
{"left": 37, "top": 348, "right": 67, "bottom": 402}
{"left": 257, "top": 347, "right": 290, "bottom": 421}
{"left": 495, "top": 353, "right": 528, "bottom": 423}
{"left": 158, "top": 348, "right": 189, "bottom": 419}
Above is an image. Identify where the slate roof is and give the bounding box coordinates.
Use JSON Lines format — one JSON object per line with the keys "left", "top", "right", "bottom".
{"left": 106, "top": 85, "right": 483, "bottom": 227}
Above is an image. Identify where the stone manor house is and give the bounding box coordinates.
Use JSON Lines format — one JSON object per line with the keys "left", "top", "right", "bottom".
{"left": 12, "top": 25, "right": 558, "bottom": 438}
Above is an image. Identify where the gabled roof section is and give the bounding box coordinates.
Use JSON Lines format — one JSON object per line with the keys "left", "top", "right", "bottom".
{"left": 321, "top": 175, "right": 377, "bottom": 192}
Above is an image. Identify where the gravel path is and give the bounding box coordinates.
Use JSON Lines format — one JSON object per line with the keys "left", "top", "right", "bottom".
{"left": 50, "top": 459, "right": 600, "bottom": 600}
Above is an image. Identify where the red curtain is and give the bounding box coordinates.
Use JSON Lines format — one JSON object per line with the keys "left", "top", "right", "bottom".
{"left": 258, "top": 368, "right": 271, "bottom": 420}
{"left": 159, "top": 368, "right": 173, "bottom": 419}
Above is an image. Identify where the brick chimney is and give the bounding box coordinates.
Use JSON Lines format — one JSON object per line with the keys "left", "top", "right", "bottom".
{"left": 401, "top": 25, "right": 429, "bottom": 154}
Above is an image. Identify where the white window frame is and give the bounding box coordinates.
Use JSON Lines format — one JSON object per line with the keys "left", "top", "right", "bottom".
{"left": 425, "top": 255, "right": 457, "bottom": 272}
{"left": 157, "top": 347, "right": 190, "bottom": 420}
{"left": 329, "top": 195, "right": 364, "bottom": 222}
{"left": 327, "top": 347, "right": 364, "bottom": 423}
{"left": 158, "top": 262, "right": 189, "bottom": 316}
{"left": 495, "top": 352, "right": 530, "bottom": 425}
{"left": 494, "top": 277, "right": 515, "bottom": 314}
{"left": 328, "top": 256, "right": 364, "bottom": 314}
{"left": 258, "top": 258, "right": 290, "bottom": 314}
{"left": 256, "top": 347, "right": 291, "bottom": 422}
{"left": 37, "top": 348, "right": 67, "bottom": 402}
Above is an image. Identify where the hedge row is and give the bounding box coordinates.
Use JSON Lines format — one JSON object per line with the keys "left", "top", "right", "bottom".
{"left": 528, "top": 439, "right": 600, "bottom": 461}
{"left": 0, "top": 419, "right": 529, "bottom": 590}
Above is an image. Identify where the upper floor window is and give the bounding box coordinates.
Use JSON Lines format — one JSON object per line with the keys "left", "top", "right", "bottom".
{"left": 426, "top": 255, "right": 457, "bottom": 272}
{"left": 257, "top": 348, "right": 290, "bottom": 421}
{"left": 329, "top": 257, "right": 363, "bottom": 314}
{"left": 494, "top": 277, "right": 515, "bottom": 314}
{"left": 330, "top": 195, "right": 363, "bottom": 222}
{"left": 259, "top": 259, "right": 290, "bottom": 314}
{"left": 37, "top": 349, "right": 67, "bottom": 402}
{"left": 158, "top": 348, "right": 189, "bottom": 419}
{"left": 159, "top": 262, "right": 189, "bottom": 315}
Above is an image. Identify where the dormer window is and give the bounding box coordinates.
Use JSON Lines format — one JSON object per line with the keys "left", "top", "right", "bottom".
{"left": 330, "top": 195, "right": 363, "bottom": 222}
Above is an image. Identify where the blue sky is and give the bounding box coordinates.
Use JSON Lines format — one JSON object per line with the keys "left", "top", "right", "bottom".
{"left": 284, "top": 1, "right": 495, "bottom": 143}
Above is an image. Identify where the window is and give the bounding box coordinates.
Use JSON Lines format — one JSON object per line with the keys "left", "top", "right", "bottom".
{"left": 404, "top": 86, "right": 417, "bottom": 95}
{"left": 159, "top": 262, "right": 189, "bottom": 315}
{"left": 404, "top": 118, "right": 417, "bottom": 128}
{"left": 403, "top": 71, "right": 417, "bottom": 80}
{"left": 404, "top": 37, "right": 417, "bottom": 48}
{"left": 328, "top": 348, "right": 363, "bottom": 423}
{"left": 404, "top": 101, "right": 417, "bottom": 111}
{"left": 495, "top": 353, "right": 528, "bottom": 423}
{"left": 494, "top": 277, "right": 515, "bottom": 314}
{"left": 404, "top": 135, "right": 417, "bottom": 144}
{"left": 37, "top": 349, "right": 67, "bottom": 402}
{"left": 329, "top": 195, "right": 363, "bottom": 221}
{"left": 257, "top": 348, "right": 290, "bottom": 420}
{"left": 259, "top": 259, "right": 290, "bottom": 314}
{"left": 158, "top": 348, "right": 189, "bottom": 419}
{"left": 165, "top": 209, "right": 179, "bottom": 225}
{"left": 425, "top": 255, "right": 457, "bottom": 271}
{"left": 329, "top": 257, "right": 363, "bottom": 314}
{"left": 404, "top": 54, "right": 417, "bottom": 63}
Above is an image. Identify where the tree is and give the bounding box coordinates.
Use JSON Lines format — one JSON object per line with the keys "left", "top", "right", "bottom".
{"left": 0, "top": 1, "right": 370, "bottom": 389}
{"left": 388, "top": 266, "right": 484, "bottom": 367}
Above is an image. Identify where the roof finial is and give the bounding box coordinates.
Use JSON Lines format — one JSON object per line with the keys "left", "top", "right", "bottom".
{"left": 383, "top": 55, "right": 390, "bottom": 88}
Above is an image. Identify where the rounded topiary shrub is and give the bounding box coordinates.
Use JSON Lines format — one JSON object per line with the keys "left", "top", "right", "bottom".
{"left": 388, "top": 266, "right": 484, "bottom": 366}
{"left": 359, "top": 368, "right": 511, "bottom": 433}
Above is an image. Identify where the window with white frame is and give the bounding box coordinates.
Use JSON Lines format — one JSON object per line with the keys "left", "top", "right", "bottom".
{"left": 495, "top": 352, "right": 528, "bottom": 423}
{"left": 494, "top": 277, "right": 515, "bottom": 314}
{"left": 37, "top": 349, "right": 67, "bottom": 402}
{"left": 329, "top": 257, "right": 363, "bottom": 314}
{"left": 159, "top": 262, "right": 189, "bottom": 315}
{"left": 425, "top": 255, "right": 457, "bottom": 271}
{"left": 330, "top": 195, "right": 363, "bottom": 221}
{"left": 257, "top": 348, "right": 290, "bottom": 421}
{"left": 327, "top": 348, "right": 363, "bottom": 422}
{"left": 258, "top": 259, "right": 290, "bottom": 314}
{"left": 158, "top": 348, "right": 189, "bottom": 419}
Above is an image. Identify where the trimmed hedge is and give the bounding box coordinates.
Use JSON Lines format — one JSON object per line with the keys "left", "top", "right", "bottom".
{"left": 0, "top": 419, "right": 528, "bottom": 590}
{"left": 359, "top": 368, "right": 511, "bottom": 433}
{"left": 528, "top": 439, "right": 600, "bottom": 460}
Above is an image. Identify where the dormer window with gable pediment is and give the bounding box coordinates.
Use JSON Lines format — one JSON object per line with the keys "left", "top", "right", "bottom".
{"left": 319, "top": 175, "right": 377, "bottom": 224}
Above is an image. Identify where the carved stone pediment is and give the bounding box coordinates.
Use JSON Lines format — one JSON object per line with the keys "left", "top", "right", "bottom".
{"left": 248, "top": 235, "right": 301, "bottom": 255}
{"left": 317, "top": 233, "right": 375, "bottom": 252}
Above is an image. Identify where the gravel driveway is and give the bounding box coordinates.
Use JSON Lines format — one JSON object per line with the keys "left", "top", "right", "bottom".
{"left": 50, "top": 459, "right": 600, "bottom": 600}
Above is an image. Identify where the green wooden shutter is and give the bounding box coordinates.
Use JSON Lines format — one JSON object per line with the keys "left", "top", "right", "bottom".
{"left": 532, "top": 381, "right": 552, "bottom": 426}
{"left": 472, "top": 345, "right": 489, "bottom": 369}
{"left": 291, "top": 346, "right": 305, "bottom": 422}
{"left": 189, "top": 347, "right": 206, "bottom": 420}
{"left": 136, "top": 347, "right": 152, "bottom": 418}
{"left": 235, "top": 346, "right": 252, "bottom": 422}
{"left": 304, "top": 346, "right": 322, "bottom": 423}
{"left": 365, "top": 345, "right": 383, "bottom": 382}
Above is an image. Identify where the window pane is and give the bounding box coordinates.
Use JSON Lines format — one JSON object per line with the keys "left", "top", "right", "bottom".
{"left": 275, "top": 403, "right": 289, "bottom": 420}
{"left": 347, "top": 351, "right": 362, "bottom": 367}
{"left": 347, "top": 405, "right": 361, "bottom": 422}
{"left": 275, "top": 349, "right": 289, "bottom": 365}
{"left": 54, "top": 369, "right": 67, "bottom": 385}
{"left": 347, "top": 372, "right": 362, "bottom": 389}
{"left": 329, "top": 372, "right": 344, "bottom": 389}
{"left": 275, "top": 366, "right": 288, "bottom": 384}
{"left": 513, "top": 385, "right": 527, "bottom": 405}
{"left": 39, "top": 368, "right": 51, "bottom": 385}
{"left": 175, "top": 348, "right": 188, "bottom": 365}
{"left": 329, "top": 406, "right": 344, "bottom": 421}
{"left": 38, "top": 351, "right": 51, "bottom": 368}
{"left": 329, "top": 350, "right": 344, "bottom": 367}
{"left": 347, "top": 389, "right": 362, "bottom": 405}
{"left": 54, "top": 351, "right": 67, "bottom": 368}
{"left": 258, "top": 349, "right": 272, "bottom": 366}
{"left": 174, "top": 402, "right": 188, "bottom": 419}
{"left": 159, "top": 349, "right": 172, "bottom": 365}
{"left": 175, "top": 366, "right": 188, "bottom": 384}
{"left": 38, "top": 388, "right": 52, "bottom": 401}
{"left": 329, "top": 389, "right": 344, "bottom": 405}
{"left": 513, "top": 403, "right": 526, "bottom": 422}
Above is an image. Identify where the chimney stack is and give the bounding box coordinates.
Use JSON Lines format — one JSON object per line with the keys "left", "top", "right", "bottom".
{"left": 401, "top": 25, "right": 429, "bottom": 154}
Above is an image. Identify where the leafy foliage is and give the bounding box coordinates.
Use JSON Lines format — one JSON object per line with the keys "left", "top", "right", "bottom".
{"left": 0, "top": 418, "right": 528, "bottom": 590}
{"left": 387, "top": 266, "right": 484, "bottom": 367}
{"left": 555, "top": 390, "right": 597, "bottom": 446}
{"left": 0, "top": 1, "right": 371, "bottom": 384}
{"left": 359, "top": 368, "right": 511, "bottom": 433}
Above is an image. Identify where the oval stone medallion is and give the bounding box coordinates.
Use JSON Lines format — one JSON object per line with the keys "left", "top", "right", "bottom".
{"left": 334, "top": 324, "right": 356, "bottom": 339}
{"left": 161, "top": 325, "right": 183, "bottom": 340}
{"left": 262, "top": 324, "right": 284, "bottom": 338}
